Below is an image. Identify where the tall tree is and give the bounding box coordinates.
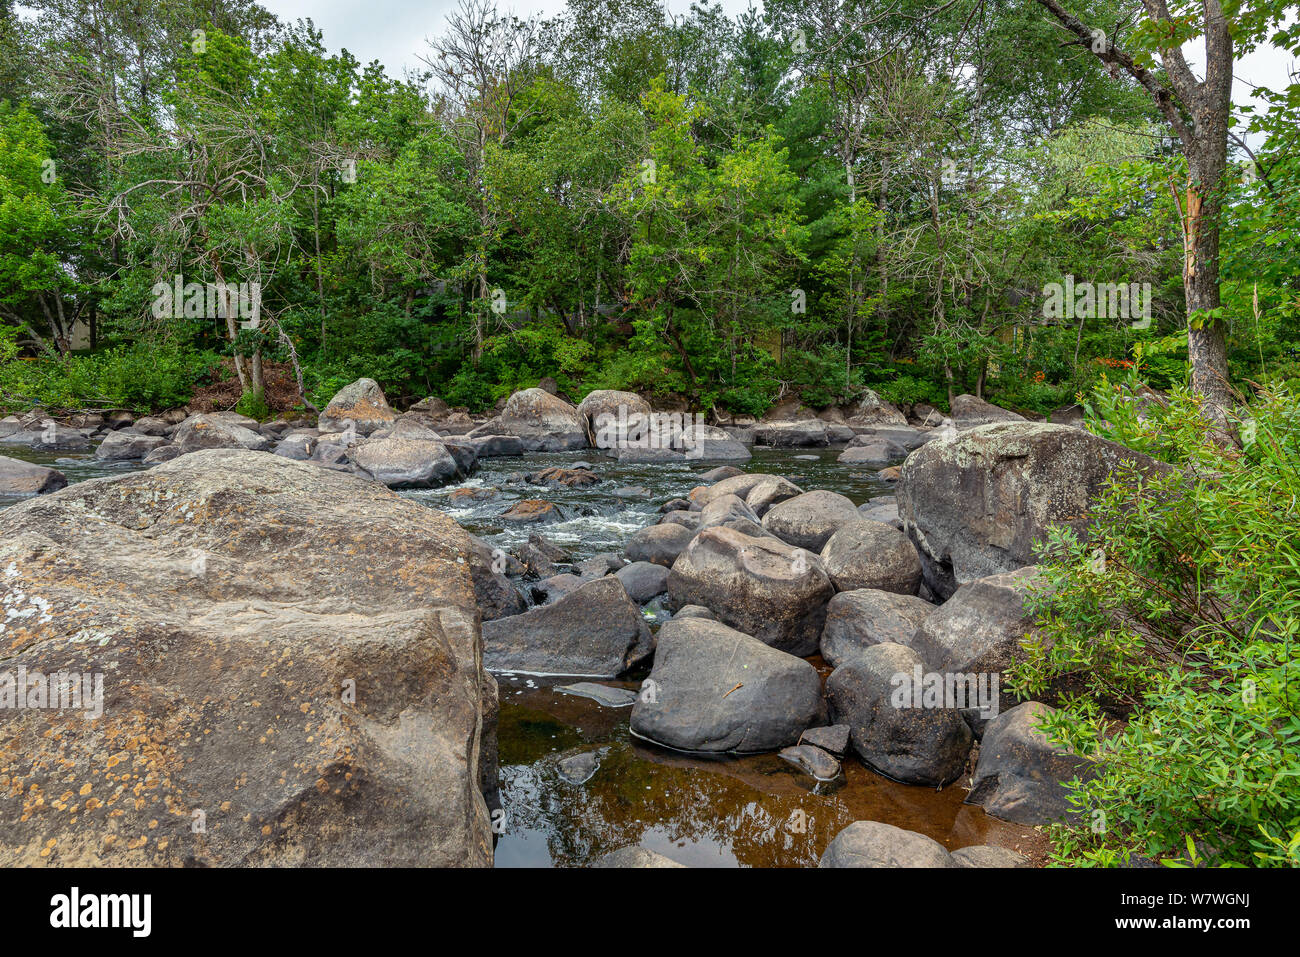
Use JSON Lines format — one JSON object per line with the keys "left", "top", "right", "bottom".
{"left": 1033, "top": 0, "right": 1294, "bottom": 427}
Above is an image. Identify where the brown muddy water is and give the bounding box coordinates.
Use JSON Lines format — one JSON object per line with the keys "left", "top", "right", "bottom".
{"left": 0, "top": 443, "right": 1047, "bottom": 867}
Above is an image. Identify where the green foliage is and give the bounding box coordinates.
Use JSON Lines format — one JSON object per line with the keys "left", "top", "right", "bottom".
{"left": 234, "top": 387, "right": 271, "bottom": 421}
{"left": 1010, "top": 387, "right": 1300, "bottom": 867}
{"left": 0, "top": 342, "right": 218, "bottom": 412}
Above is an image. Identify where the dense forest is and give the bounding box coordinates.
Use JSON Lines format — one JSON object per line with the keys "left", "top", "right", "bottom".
{"left": 1, "top": 0, "right": 1296, "bottom": 423}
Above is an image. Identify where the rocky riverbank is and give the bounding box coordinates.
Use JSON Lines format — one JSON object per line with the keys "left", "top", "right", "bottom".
{"left": 0, "top": 379, "right": 1155, "bottom": 866}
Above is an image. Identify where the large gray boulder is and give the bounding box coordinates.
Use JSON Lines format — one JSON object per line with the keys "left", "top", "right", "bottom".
{"left": 614, "top": 561, "right": 669, "bottom": 603}
{"left": 898, "top": 422, "right": 1168, "bottom": 599}
{"left": 0, "top": 421, "right": 92, "bottom": 451}
{"left": 967, "top": 701, "right": 1095, "bottom": 825}
{"left": 93, "top": 430, "right": 168, "bottom": 461}
{"left": 819, "top": 821, "right": 956, "bottom": 868}
{"left": 481, "top": 577, "right": 652, "bottom": 677}
{"left": 318, "top": 377, "right": 397, "bottom": 435}
{"left": 820, "top": 589, "right": 934, "bottom": 668}
{"left": 697, "top": 493, "right": 761, "bottom": 530}
{"left": 949, "top": 394, "right": 1026, "bottom": 427}
{"left": 172, "top": 413, "right": 273, "bottom": 453}
{"left": 348, "top": 436, "right": 461, "bottom": 487}
{"left": 578, "top": 390, "right": 651, "bottom": 431}
{"left": 909, "top": 566, "right": 1043, "bottom": 716}
{"left": 490, "top": 388, "right": 587, "bottom": 451}
{"left": 687, "top": 472, "right": 793, "bottom": 510}
{"left": 762, "top": 489, "right": 860, "bottom": 551}
{"left": 819, "top": 520, "right": 922, "bottom": 594}
{"left": 466, "top": 535, "right": 526, "bottom": 622}
{"left": 826, "top": 642, "right": 973, "bottom": 786}
{"left": 624, "top": 523, "right": 695, "bottom": 567}
{"left": 667, "top": 526, "right": 835, "bottom": 656}
{"left": 0, "top": 455, "right": 67, "bottom": 495}
{"left": 0, "top": 450, "right": 495, "bottom": 866}
{"left": 630, "top": 618, "right": 825, "bottom": 753}
{"left": 846, "top": 390, "right": 909, "bottom": 428}
{"left": 754, "top": 420, "right": 832, "bottom": 447}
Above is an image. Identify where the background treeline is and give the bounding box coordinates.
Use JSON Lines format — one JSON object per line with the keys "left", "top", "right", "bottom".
{"left": 0, "top": 0, "right": 1297, "bottom": 417}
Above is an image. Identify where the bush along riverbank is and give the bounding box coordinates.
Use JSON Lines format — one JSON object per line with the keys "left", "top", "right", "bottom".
{"left": 0, "top": 376, "right": 1294, "bottom": 867}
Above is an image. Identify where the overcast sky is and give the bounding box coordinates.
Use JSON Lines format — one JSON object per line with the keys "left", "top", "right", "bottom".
{"left": 260, "top": 0, "right": 1296, "bottom": 114}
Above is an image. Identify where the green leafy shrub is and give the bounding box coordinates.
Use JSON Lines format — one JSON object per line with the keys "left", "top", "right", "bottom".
{"left": 1010, "top": 386, "right": 1300, "bottom": 867}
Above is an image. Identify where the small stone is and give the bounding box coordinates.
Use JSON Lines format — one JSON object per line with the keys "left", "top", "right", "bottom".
{"left": 779, "top": 744, "right": 841, "bottom": 780}
{"left": 799, "top": 724, "right": 850, "bottom": 757}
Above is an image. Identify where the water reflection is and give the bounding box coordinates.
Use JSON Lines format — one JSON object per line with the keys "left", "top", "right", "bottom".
{"left": 495, "top": 678, "right": 1045, "bottom": 868}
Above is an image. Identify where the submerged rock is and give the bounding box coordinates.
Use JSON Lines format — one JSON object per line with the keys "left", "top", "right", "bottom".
{"left": 780, "top": 744, "right": 842, "bottom": 780}
{"left": 592, "top": 847, "right": 687, "bottom": 868}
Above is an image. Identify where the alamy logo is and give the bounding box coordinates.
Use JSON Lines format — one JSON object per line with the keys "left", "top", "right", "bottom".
{"left": 0, "top": 667, "right": 103, "bottom": 719}
{"left": 1042, "top": 275, "right": 1152, "bottom": 328}
{"left": 593, "top": 407, "right": 709, "bottom": 460}
{"left": 49, "top": 887, "right": 151, "bottom": 937}
{"left": 151, "top": 275, "right": 261, "bottom": 328}
{"left": 890, "top": 665, "right": 1000, "bottom": 718}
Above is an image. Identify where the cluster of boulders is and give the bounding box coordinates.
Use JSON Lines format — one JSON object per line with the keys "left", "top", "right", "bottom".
{"left": 472, "top": 413, "right": 1167, "bottom": 867}
{"left": 1, "top": 380, "right": 1085, "bottom": 500}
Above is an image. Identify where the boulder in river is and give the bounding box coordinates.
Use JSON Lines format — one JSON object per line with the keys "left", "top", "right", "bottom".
{"left": 667, "top": 525, "right": 835, "bottom": 656}
{"left": 898, "top": 422, "right": 1169, "bottom": 599}
{"left": 624, "top": 522, "right": 695, "bottom": 567}
{"left": 951, "top": 845, "right": 1032, "bottom": 868}
{"left": 630, "top": 617, "right": 826, "bottom": 753}
{"left": 780, "top": 744, "right": 841, "bottom": 780}
{"left": 967, "top": 701, "right": 1095, "bottom": 826}
{"left": 93, "top": 430, "right": 168, "bottom": 461}
{"left": 318, "top": 377, "right": 398, "bottom": 435}
{"left": 489, "top": 388, "right": 587, "bottom": 451}
{"left": 348, "top": 436, "right": 461, "bottom": 487}
{"left": 172, "top": 413, "right": 273, "bottom": 453}
{"left": 0, "top": 449, "right": 496, "bottom": 866}
{"left": 500, "top": 499, "right": 563, "bottom": 524}
{"left": 819, "top": 520, "right": 923, "bottom": 595}
{"left": 614, "top": 561, "right": 670, "bottom": 603}
{"left": 820, "top": 588, "right": 934, "bottom": 668}
{"left": 846, "top": 389, "right": 909, "bottom": 428}
{"left": 949, "top": 393, "right": 1026, "bottom": 428}
{"left": 819, "top": 821, "right": 956, "bottom": 868}
{"left": 761, "top": 489, "right": 861, "bottom": 551}
{"left": 908, "top": 566, "right": 1042, "bottom": 720}
{"left": 0, "top": 455, "right": 67, "bottom": 496}
{"left": 482, "top": 577, "right": 652, "bottom": 677}
{"left": 826, "top": 642, "right": 973, "bottom": 786}
{"left": 576, "top": 390, "right": 651, "bottom": 431}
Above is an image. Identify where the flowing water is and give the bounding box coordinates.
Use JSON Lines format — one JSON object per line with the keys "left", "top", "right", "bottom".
{"left": 0, "top": 442, "right": 1046, "bottom": 867}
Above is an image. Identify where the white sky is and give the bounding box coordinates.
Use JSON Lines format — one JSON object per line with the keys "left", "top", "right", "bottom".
{"left": 260, "top": 0, "right": 1296, "bottom": 113}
